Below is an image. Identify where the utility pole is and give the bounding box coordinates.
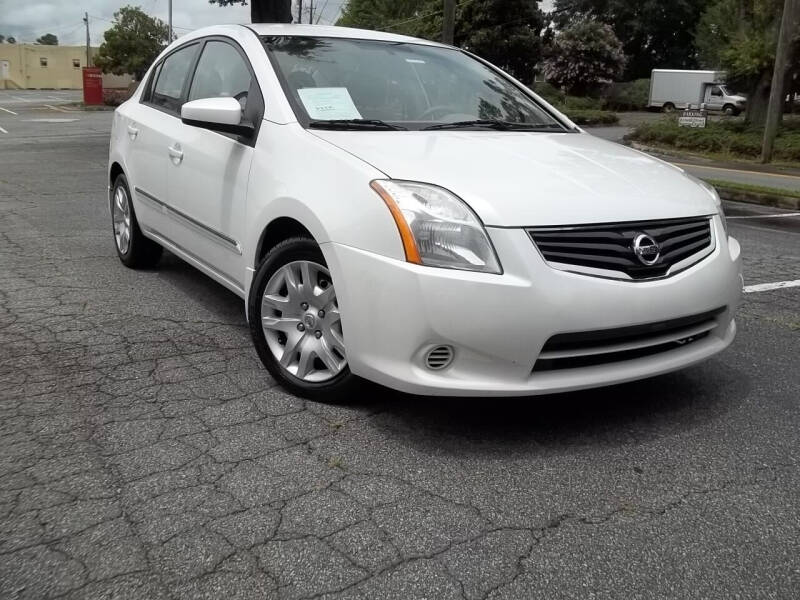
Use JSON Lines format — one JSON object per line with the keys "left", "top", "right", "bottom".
{"left": 168, "top": 0, "right": 173, "bottom": 41}
{"left": 761, "top": 0, "right": 797, "bottom": 163}
{"left": 308, "top": 0, "right": 314, "bottom": 24}
{"left": 83, "top": 12, "right": 90, "bottom": 67}
{"left": 442, "top": 0, "right": 455, "bottom": 45}
{"left": 297, "top": 0, "right": 303, "bottom": 23}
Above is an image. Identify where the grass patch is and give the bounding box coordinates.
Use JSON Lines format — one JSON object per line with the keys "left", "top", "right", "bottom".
{"left": 628, "top": 117, "right": 800, "bottom": 164}
{"left": 705, "top": 178, "right": 800, "bottom": 199}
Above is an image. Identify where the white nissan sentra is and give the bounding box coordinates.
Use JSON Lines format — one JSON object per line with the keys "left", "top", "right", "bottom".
{"left": 108, "top": 24, "right": 742, "bottom": 400}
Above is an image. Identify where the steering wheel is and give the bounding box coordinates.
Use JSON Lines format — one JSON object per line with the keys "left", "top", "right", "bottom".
{"left": 234, "top": 90, "right": 248, "bottom": 102}
{"left": 418, "top": 104, "right": 461, "bottom": 120}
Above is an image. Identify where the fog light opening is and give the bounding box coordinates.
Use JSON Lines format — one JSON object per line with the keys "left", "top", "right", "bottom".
{"left": 425, "top": 345, "right": 454, "bottom": 370}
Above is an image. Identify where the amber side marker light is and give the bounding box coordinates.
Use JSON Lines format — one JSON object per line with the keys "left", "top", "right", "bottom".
{"left": 370, "top": 180, "right": 423, "bottom": 265}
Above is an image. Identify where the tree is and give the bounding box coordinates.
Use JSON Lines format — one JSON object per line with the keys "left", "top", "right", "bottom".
{"left": 542, "top": 18, "right": 626, "bottom": 95}
{"left": 337, "top": 0, "right": 426, "bottom": 30}
{"left": 36, "top": 33, "right": 59, "bottom": 45}
{"left": 94, "top": 6, "right": 170, "bottom": 80}
{"left": 209, "top": 0, "right": 292, "bottom": 23}
{"left": 695, "top": 0, "right": 799, "bottom": 125}
{"left": 405, "top": 0, "right": 546, "bottom": 83}
{"left": 337, "top": 0, "right": 545, "bottom": 83}
{"left": 0, "top": 35, "right": 5, "bottom": 44}
{"left": 553, "top": 0, "right": 706, "bottom": 80}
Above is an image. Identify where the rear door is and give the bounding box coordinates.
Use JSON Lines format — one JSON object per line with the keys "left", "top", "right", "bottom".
{"left": 165, "top": 38, "right": 262, "bottom": 292}
{"left": 127, "top": 42, "right": 199, "bottom": 242}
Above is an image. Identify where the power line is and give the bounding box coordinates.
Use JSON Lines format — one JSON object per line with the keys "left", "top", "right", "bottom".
{"left": 378, "top": 0, "right": 477, "bottom": 32}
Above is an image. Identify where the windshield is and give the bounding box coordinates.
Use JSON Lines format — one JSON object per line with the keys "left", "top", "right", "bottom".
{"left": 262, "top": 36, "right": 567, "bottom": 131}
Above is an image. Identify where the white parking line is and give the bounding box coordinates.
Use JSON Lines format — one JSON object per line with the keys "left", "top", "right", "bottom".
{"left": 44, "top": 104, "right": 69, "bottom": 113}
{"left": 729, "top": 213, "right": 800, "bottom": 219}
{"left": 0, "top": 106, "right": 17, "bottom": 115}
{"left": 0, "top": 124, "right": 8, "bottom": 134}
{"left": 744, "top": 280, "right": 800, "bottom": 293}
{"left": 10, "top": 95, "right": 30, "bottom": 102}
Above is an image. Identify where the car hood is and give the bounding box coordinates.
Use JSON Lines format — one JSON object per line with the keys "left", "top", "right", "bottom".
{"left": 309, "top": 129, "right": 716, "bottom": 227}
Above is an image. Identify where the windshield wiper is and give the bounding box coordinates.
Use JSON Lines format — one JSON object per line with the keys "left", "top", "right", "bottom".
{"left": 308, "top": 119, "right": 407, "bottom": 131}
{"left": 423, "top": 119, "right": 563, "bottom": 131}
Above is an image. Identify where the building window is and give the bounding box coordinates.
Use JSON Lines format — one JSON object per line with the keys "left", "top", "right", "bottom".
{"left": 40, "top": 57, "right": 48, "bottom": 67}
{"left": 72, "top": 59, "right": 80, "bottom": 68}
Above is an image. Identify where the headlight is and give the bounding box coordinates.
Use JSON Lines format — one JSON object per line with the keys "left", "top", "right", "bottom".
{"left": 371, "top": 180, "right": 502, "bottom": 274}
{"left": 691, "top": 175, "right": 728, "bottom": 237}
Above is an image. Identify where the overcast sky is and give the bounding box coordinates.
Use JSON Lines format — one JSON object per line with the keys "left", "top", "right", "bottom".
{"left": 1, "top": 0, "right": 554, "bottom": 46}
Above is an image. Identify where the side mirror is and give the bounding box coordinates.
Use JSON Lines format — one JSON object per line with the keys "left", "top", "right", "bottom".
{"left": 181, "top": 97, "right": 254, "bottom": 137}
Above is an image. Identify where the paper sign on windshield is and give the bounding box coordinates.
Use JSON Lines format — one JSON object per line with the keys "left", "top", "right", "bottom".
{"left": 298, "top": 88, "right": 362, "bottom": 120}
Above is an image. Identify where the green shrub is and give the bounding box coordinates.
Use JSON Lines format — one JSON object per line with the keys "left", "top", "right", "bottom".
{"left": 563, "top": 95, "right": 604, "bottom": 110}
{"left": 564, "top": 109, "right": 619, "bottom": 125}
{"left": 533, "top": 82, "right": 606, "bottom": 111}
{"left": 627, "top": 118, "right": 800, "bottom": 162}
{"left": 604, "top": 79, "right": 651, "bottom": 111}
{"left": 532, "top": 81, "right": 564, "bottom": 105}
{"left": 102, "top": 89, "right": 129, "bottom": 107}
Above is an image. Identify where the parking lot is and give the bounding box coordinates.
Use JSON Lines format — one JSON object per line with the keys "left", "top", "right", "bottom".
{"left": 1, "top": 90, "right": 799, "bottom": 599}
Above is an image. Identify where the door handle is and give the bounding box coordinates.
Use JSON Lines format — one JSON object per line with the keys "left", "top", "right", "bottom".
{"left": 168, "top": 144, "right": 184, "bottom": 164}
{"left": 127, "top": 124, "right": 138, "bottom": 140}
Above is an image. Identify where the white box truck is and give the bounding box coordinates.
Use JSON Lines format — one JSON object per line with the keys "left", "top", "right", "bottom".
{"left": 649, "top": 69, "right": 747, "bottom": 115}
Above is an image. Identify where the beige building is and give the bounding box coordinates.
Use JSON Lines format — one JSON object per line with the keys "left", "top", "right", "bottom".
{"left": 0, "top": 44, "right": 132, "bottom": 89}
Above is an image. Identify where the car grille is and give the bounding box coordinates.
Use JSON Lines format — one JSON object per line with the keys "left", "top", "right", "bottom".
{"left": 528, "top": 216, "right": 713, "bottom": 279}
{"left": 533, "top": 307, "right": 725, "bottom": 372}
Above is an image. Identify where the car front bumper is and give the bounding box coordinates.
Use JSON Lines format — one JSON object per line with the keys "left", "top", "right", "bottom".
{"left": 322, "top": 217, "right": 742, "bottom": 396}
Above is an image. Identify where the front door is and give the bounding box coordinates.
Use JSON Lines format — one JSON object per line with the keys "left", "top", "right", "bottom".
{"left": 705, "top": 85, "right": 724, "bottom": 110}
{"left": 166, "top": 39, "right": 262, "bottom": 293}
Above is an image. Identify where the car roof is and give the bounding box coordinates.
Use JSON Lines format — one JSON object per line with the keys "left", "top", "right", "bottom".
{"left": 182, "top": 23, "right": 449, "bottom": 48}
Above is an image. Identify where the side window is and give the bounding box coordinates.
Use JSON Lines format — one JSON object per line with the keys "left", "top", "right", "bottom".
{"left": 151, "top": 44, "right": 198, "bottom": 113}
{"left": 188, "top": 41, "right": 252, "bottom": 110}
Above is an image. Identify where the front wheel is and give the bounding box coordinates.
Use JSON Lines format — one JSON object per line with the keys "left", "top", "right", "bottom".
{"left": 248, "top": 237, "right": 360, "bottom": 401}
{"left": 722, "top": 104, "right": 737, "bottom": 116}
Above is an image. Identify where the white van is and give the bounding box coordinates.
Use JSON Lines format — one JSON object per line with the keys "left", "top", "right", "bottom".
{"left": 649, "top": 69, "right": 747, "bottom": 115}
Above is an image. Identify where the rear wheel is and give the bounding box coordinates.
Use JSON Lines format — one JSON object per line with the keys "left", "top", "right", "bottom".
{"left": 662, "top": 102, "right": 676, "bottom": 113}
{"left": 111, "top": 174, "right": 162, "bottom": 268}
{"left": 248, "top": 236, "right": 359, "bottom": 401}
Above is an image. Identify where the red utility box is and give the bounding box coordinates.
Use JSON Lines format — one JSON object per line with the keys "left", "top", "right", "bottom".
{"left": 82, "top": 67, "right": 103, "bottom": 105}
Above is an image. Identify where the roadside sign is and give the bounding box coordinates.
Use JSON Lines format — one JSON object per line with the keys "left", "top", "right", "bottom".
{"left": 678, "top": 108, "right": 707, "bottom": 128}
{"left": 82, "top": 67, "right": 103, "bottom": 105}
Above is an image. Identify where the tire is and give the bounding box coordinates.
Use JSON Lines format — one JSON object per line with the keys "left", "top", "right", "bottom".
{"left": 248, "top": 236, "right": 360, "bottom": 402}
{"left": 662, "top": 102, "right": 676, "bottom": 113}
{"left": 111, "top": 174, "right": 162, "bottom": 268}
{"left": 722, "top": 104, "right": 736, "bottom": 116}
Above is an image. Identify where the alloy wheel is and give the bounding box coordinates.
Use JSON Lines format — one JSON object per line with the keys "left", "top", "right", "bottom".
{"left": 112, "top": 185, "right": 132, "bottom": 254}
{"left": 260, "top": 260, "right": 346, "bottom": 382}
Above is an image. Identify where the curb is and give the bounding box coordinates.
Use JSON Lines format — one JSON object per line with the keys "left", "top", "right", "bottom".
{"left": 716, "top": 187, "right": 800, "bottom": 210}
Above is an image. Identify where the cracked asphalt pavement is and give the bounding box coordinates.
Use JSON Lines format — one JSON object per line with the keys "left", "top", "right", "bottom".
{"left": 1, "top": 94, "right": 799, "bottom": 599}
